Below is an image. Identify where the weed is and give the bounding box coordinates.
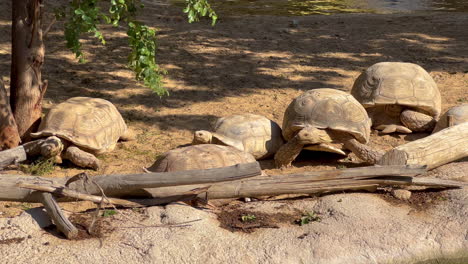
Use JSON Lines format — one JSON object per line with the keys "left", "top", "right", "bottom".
{"left": 240, "top": 214, "right": 256, "bottom": 222}
{"left": 296, "top": 211, "right": 321, "bottom": 226}
{"left": 102, "top": 210, "right": 117, "bottom": 217}
{"left": 457, "top": 98, "right": 467, "bottom": 103}
{"left": 20, "top": 157, "right": 55, "bottom": 176}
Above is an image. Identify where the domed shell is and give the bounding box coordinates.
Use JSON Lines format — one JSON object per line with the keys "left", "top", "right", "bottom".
{"left": 147, "top": 144, "right": 256, "bottom": 172}
{"left": 30, "top": 97, "right": 127, "bottom": 153}
{"left": 282, "top": 88, "right": 371, "bottom": 143}
{"left": 211, "top": 114, "right": 284, "bottom": 159}
{"left": 351, "top": 62, "right": 441, "bottom": 118}
{"left": 432, "top": 104, "right": 468, "bottom": 133}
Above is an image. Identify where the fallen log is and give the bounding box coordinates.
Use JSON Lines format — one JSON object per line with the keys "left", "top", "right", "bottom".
{"left": 0, "top": 162, "right": 261, "bottom": 202}
{"left": 378, "top": 122, "right": 468, "bottom": 169}
{"left": 40, "top": 192, "right": 78, "bottom": 239}
{"left": 135, "top": 165, "right": 465, "bottom": 200}
{"left": 0, "top": 136, "right": 62, "bottom": 169}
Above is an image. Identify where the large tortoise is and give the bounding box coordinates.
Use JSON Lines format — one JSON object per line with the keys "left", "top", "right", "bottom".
{"left": 192, "top": 113, "right": 284, "bottom": 160}
{"left": 147, "top": 144, "right": 256, "bottom": 172}
{"left": 432, "top": 104, "right": 468, "bottom": 133}
{"left": 274, "top": 88, "right": 382, "bottom": 168}
{"left": 147, "top": 144, "right": 256, "bottom": 206}
{"left": 351, "top": 62, "right": 441, "bottom": 133}
{"left": 30, "top": 97, "right": 133, "bottom": 170}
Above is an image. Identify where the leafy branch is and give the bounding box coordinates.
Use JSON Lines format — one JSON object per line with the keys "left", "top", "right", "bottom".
{"left": 59, "top": 0, "right": 217, "bottom": 96}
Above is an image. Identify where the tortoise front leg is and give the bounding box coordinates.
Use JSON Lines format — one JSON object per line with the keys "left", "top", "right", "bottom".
{"left": 400, "top": 109, "right": 436, "bottom": 132}
{"left": 375, "top": 124, "right": 412, "bottom": 134}
{"left": 274, "top": 127, "right": 333, "bottom": 168}
{"left": 63, "top": 146, "right": 101, "bottom": 170}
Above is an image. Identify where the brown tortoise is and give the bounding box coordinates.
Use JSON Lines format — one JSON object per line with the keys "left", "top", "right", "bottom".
{"left": 432, "top": 104, "right": 468, "bottom": 133}
{"left": 30, "top": 97, "right": 133, "bottom": 170}
{"left": 351, "top": 62, "right": 441, "bottom": 133}
{"left": 192, "top": 113, "right": 284, "bottom": 160}
{"left": 274, "top": 88, "right": 383, "bottom": 168}
{"left": 147, "top": 144, "right": 256, "bottom": 172}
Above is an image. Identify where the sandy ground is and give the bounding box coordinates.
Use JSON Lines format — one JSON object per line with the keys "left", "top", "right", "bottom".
{"left": 0, "top": 0, "right": 467, "bottom": 262}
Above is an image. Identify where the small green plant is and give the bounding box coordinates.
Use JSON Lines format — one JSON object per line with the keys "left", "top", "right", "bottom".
{"left": 457, "top": 98, "right": 467, "bottom": 103}
{"left": 240, "top": 214, "right": 256, "bottom": 222}
{"left": 102, "top": 210, "right": 117, "bottom": 217}
{"left": 296, "top": 211, "right": 321, "bottom": 226}
{"left": 19, "top": 158, "right": 55, "bottom": 176}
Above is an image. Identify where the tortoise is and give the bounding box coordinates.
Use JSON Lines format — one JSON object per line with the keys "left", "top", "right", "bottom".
{"left": 351, "top": 62, "right": 441, "bottom": 133}
{"left": 274, "top": 88, "right": 383, "bottom": 168}
{"left": 192, "top": 113, "right": 284, "bottom": 160}
{"left": 147, "top": 144, "right": 257, "bottom": 206}
{"left": 147, "top": 144, "right": 256, "bottom": 172}
{"left": 30, "top": 97, "right": 134, "bottom": 170}
{"left": 432, "top": 104, "right": 468, "bottom": 133}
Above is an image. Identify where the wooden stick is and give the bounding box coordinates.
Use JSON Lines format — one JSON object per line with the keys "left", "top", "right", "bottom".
{"left": 0, "top": 162, "right": 261, "bottom": 202}
{"left": 39, "top": 192, "right": 78, "bottom": 239}
{"left": 378, "top": 122, "right": 468, "bottom": 169}
{"left": 17, "top": 182, "right": 142, "bottom": 207}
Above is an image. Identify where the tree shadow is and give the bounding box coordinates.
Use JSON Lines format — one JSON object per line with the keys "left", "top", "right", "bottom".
{"left": 0, "top": 0, "right": 466, "bottom": 132}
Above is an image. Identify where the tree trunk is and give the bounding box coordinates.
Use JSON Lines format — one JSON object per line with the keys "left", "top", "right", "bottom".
{"left": 10, "top": 0, "right": 47, "bottom": 142}
{"left": 378, "top": 122, "right": 468, "bottom": 170}
{"left": 0, "top": 79, "right": 20, "bottom": 149}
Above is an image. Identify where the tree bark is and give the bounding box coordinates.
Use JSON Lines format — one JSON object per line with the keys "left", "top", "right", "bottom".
{"left": 0, "top": 79, "right": 20, "bottom": 149}
{"left": 378, "top": 122, "right": 468, "bottom": 170}
{"left": 10, "top": 0, "right": 47, "bottom": 142}
{"left": 0, "top": 162, "right": 262, "bottom": 202}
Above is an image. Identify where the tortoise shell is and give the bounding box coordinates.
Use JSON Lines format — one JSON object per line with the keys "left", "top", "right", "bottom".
{"left": 282, "top": 88, "right": 371, "bottom": 143}
{"left": 30, "top": 97, "right": 128, "bottom": 154}
{"left": 432, "top": 104, "right": 468, "bottom": 133}
{"left": 147, "top": 144, "right": 256, "bottom": 172}
{"left": 210, "top": 114, "right": 284, "bottom": 159}
{"left": 351, "top": 62, "right": 441, "bottom": 118}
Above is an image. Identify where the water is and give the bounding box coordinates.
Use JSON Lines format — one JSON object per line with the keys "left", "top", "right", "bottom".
{"left": 175, "top": 0, "right": 468, "bottom": 16}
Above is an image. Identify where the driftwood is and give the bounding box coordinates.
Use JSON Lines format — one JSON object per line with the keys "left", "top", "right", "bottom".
{"left": 0, "top": 136, "right": 63, "bottom": 169}
{"left": 39, "top": 192, "right": 78, "bottom": 239}
{"left": 0, "top": 162, "right": 262, "bottom": 202}
{"left": 2, "top": 163, "right": 464, "bottom": 239}
{"left": 379, "top": 122, "right": 468, "bottom": 169}
{"left": 141, "top": 165, "right": 465, "bottom": 200}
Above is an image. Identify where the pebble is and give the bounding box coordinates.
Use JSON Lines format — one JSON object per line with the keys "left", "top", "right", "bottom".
{"left": 391, "top": 189, "right": 412, "bottom": 201}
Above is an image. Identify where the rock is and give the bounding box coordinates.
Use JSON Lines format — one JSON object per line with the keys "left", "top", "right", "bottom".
{"left": 392, "top": 189, "right": 412, "bottom": 200}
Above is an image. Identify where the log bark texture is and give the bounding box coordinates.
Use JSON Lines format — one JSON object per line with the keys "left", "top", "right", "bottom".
{"left": 10, "top": 0, "right": 47, "bottom": 141}
{"left": 0, "top": 162, "right": 262, "bottom": 202}
{"left": 0, "top": 79, "right": 21, "bottom": 149}
{"left": 140, "top": 165, "right": 440, "bottom": 200}
{"left": 39, "top": 192, "right": 78, "bottom": 239}
{"left": 378, "top": 122, "right": 468, "bottom": 169}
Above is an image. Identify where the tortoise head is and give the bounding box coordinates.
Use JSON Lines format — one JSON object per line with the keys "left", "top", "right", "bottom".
{"left": 192, "top": 130, "right": 213, "bottom": 144}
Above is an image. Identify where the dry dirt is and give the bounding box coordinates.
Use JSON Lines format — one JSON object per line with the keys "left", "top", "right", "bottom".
{"left": 0, "top": 0, "right": 467, "bottom": 262}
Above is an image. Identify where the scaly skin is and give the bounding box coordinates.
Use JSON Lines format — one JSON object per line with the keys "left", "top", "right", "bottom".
{"left": 192, "top": 130, "right": 213, "bottom": 145}
{"left": 63, "top": 146, "right": 101, "bottom": 170}
{"left": 400, "top": 109, "right": 436, "bottom": 132}
{"left": 275, "top": 127, "right": 333, "bottom": 168}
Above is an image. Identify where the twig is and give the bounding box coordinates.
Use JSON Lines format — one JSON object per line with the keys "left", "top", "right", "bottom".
{"left": 43, "top": 16, "right": 56, "bottom": 38}
{"left": 16, "top": 182, "right": 142, "bottom": 207}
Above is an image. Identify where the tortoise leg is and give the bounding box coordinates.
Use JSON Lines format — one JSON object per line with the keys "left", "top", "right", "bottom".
{"left": 63, "top": 146, "right": 101, "bottom": 170}
{"left": 375, "top": 124, "right": 412, "bottom": 134}
{"left": 274, "top": 127, "right": 332, "bottom": 168}
{"left": 342, "top": 138, "right": 385, "bottom": 164}
{"left": 322, "top": 131, "right": 384, "bottom": 164}
{"left": 120, "top": 129, "right": 136, "bottom": 141}
{"left": 400, "top": 109, "right": 436, "bottom": 132}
